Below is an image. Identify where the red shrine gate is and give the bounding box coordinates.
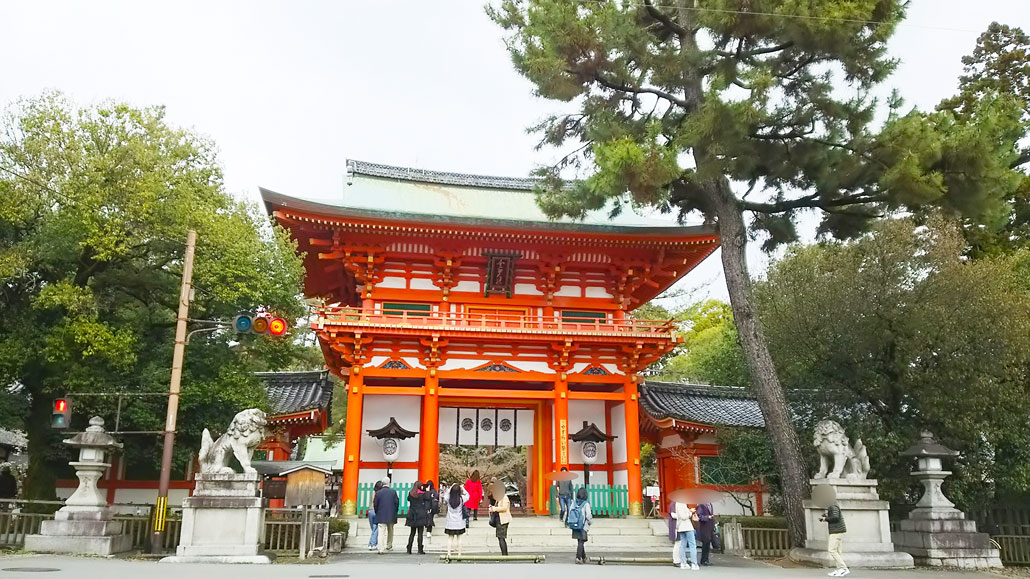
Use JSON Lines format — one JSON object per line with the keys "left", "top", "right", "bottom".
{"left": 264, "top": 160, "right": 718, "bottom": 517}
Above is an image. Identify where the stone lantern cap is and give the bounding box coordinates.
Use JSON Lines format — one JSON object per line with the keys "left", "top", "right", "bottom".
{"left": 900, "top": 430, "right": 958, "bottom": 459}
{"left": 365, "top": 417, "right": 417, "bottom": 440}
{"left": 569, "top": 421, "right": 617, "bottom": 443}
{"left": 63, "top": 417, "right": 123, "bottom": 451}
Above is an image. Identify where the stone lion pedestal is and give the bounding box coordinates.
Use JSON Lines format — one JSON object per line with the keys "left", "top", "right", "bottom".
{"left": 789, "top": 479, "right": 914, "bottom": 569}
{"left": 789, "top": 420, "right": 914, "bottom": 569}
{"left": 160, "top": 408, "right": 271, "bottom": 564}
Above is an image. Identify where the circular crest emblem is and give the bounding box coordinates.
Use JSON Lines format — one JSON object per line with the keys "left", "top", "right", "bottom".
{"left": 461, "top": 418, "right": 475, "bottom": 432}
{"left": 583, "top": 441, "right": 598, "bottom": 459}
{"left": 481, "top": 418, "right": 493, "bottom": 432}
{"left": 499, "top": 418, "right": 512, "bottom": 432}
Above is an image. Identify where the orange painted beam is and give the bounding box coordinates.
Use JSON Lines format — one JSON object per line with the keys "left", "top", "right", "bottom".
{"left": 554, "top": 377, "right": 569, "bottom": 470}
{"left": 362, "top": 386, "right": 425, "bottom": 396}
{"left": 438, "top": 388, "right": 551, "bottom": 400}
{"left": 567, "top": 391, "right": 624, "bottom": 401}
{"left": 623, "top": 377, "right": 643, "bottom": 517}
{"left": 341, "top": 369, "right": 365, "bottom": 516}
{"left": 419, "top": 374, "right": 440, "bottom": 484}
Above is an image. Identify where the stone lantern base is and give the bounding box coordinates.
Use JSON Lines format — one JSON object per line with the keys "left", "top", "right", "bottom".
{"left": 893, "top": 508, "right": 1002, "bottom": 569}
{"left": 24, "top": 508, "right": 133, "bottom": 556}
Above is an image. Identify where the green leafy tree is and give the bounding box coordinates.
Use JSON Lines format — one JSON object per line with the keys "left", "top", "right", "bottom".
{"left": 754, "top": 218, "right": 1030, "bottom": 507}
{"left": 0, "top": 93, "right": 309, "bottom": 499}
{"left": 661, "top": 300, "right": 749, "bottom": 386}
{"left": 938, "top": 22, "right": 1030, "bottom": 256}
{"left": 488, "top": 1, "right": 1026, "bottom": 544}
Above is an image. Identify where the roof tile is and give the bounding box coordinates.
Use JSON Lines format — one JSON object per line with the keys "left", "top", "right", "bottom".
{"left": 256, "top": 370, "right": 333, "bottom": 421}
{"left": 640, "top": 381, "right": 765, "bottom": 428}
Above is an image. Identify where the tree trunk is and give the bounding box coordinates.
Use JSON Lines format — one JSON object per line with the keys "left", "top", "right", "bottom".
{"left": 25, "top": 385, "right": 60, "bottom": 503}
{"left": 708, "top": 183, "right": 809, "bottom": 548}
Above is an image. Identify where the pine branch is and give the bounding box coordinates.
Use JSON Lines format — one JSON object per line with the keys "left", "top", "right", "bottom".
{"left": 642, "top": 0, "right": 686, "bottom": 38}
{"left": 593, "top": 73, "right": 689, "bottom": 109}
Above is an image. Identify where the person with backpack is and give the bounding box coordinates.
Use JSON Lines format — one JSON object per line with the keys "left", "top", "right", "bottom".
{"left": 671, "top": 500, "right": 699, "bottom": 569}
{"left": 404, "top": 480, "right": 428, "bottom": 555}
{"left": 423, "top": 480, "right": 439, "bottom": 540}
{"left": 567, "top": 487, "right": 593, "bottom": 564}
{"left": 555, "top": 467, "right": 574, "bottom": 522}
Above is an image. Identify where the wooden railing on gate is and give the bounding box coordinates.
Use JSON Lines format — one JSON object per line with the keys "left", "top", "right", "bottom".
{"left": 357, "top": 482, "right": 415, "bottom": 517}
{"left": 993, "top": 535, "right": 1030, "bottom": 566}
{"left": 741, "top": 527, "right": 790, "bottom": 558}
{"left": 548, "top": 485, "right": 629, "bottom": 518}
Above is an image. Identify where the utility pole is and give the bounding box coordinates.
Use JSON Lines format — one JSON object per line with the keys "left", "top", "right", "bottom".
{"left": 151, "top": 229, "right": 197, "bottom": 553}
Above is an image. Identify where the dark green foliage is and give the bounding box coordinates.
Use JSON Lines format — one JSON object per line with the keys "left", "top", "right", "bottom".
{"left": 0, "top": 93, "right": 312, "bottom": 498}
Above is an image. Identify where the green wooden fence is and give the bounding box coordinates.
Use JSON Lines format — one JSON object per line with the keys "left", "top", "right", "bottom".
{"left": 548, "top": 484, "right": 629, "bottom": 518}
{"left": 357, "top": 482, "right": 416, "bottom": 517}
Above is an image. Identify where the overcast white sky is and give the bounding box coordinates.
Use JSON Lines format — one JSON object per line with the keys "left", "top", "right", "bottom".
{"left": 1, "top": 1, "right": 1027, "bottom": 305}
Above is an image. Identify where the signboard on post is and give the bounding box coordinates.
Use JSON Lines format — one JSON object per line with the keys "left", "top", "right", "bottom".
{"left": 282, "top": 465, "right": 330, "bottom": 508}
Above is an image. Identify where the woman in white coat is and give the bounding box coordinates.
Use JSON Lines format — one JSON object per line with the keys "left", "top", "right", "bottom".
{"left": 671, "top": 501, "right": 699, "bottom": 570}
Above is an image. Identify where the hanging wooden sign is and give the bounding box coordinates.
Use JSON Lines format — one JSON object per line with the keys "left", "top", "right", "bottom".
{"left": 483, "top": 252, "right": 519, "bottom": 298}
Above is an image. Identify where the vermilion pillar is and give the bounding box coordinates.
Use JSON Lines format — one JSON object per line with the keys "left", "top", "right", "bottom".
{"left": 553, "top": 375, "right": 569, "bottom": 471}
{"left": 419, "top": 372, "right": 440, "bottom": 484}
{"left": 341, "top": 367, "right": 365, "bottom": 517}
{"left": 624, "top": 375, "right": 644, "bottom": 517}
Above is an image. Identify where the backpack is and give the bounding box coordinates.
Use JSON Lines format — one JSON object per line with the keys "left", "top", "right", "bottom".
{"left": 566, "top": 500, "right": 586, "bottom": 531}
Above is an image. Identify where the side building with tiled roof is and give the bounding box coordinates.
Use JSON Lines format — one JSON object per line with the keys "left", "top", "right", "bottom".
{"left": 638, "top": 381, "right": 769, "bottom": 516}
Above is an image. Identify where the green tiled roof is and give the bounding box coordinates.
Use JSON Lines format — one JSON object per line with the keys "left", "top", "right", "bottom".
{"left": 261, "top": 159, "right": 713, "bottom": 234}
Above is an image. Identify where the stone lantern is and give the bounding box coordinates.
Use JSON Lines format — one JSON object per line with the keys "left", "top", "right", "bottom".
{"left": 366, "top": 417, "right": 417, "bottom": 481}
{"left": 25, "top": 416, "right": 131, "bottom": 555}
{"left": 892, "top": 431, "right": 1002, "bottom": 569}
{"left": 569, "top": 421, "right": 616, "bottom": 485}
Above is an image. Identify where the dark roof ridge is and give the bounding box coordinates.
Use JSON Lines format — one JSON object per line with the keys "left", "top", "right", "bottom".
{"left": 643, "top": 380, "right": 756, "bottom": 398}
{"left": 348, "top": 159, "right": 542, "bottom": 192}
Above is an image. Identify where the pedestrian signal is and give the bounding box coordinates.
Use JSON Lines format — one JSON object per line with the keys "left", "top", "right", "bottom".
{"left": 232, "top": 313, "right": 288, "bottom": 337}
{"left": 52, "top": 398, "right": 71, "bottom": 429}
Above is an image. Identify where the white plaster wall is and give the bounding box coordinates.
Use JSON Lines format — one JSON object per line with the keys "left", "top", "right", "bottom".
{"left": 377, "top": 276, "right": 407, "bottom": 289}
{"left": 409, "top": 278, "right": 437, "bottom": 291}
{"left": 610, "top": 403, "right": 627, "bottom": 463}
{"left": 708, "top": 492, "right": 765, "bottom": 516}
{"left": 694, "top": 433, "right": 718, "bottom": 445}
{"left": 660, "top": 434, "right": 683, "bottom": 450}
{"left": 454, "top": 280, "right": 480, "bottom": 293}
{"left": 554, "top": 285, "right": 581, "bottom": 297}
{"left": 613, "top": 470, "right": 629, "bottom": 486}
{"left": 361, "top": 395, "right": 421, "bottom": 463}
{"left": 358, "top": 468, "right": 418, "bottom": 488}
{"left": 568, "top": 399, "right": 609, "bottom": 465}
{"left": 602, "top": 364, "right": 622, "bottom": 375}
{"left": 111, "top": 489, "right": 191, "bottom": 513}
{"left": 584, "top": 286, "right": 613, "bottom": 298}
{"left": 514, "top": 283, "right": 544, "bottom": 296}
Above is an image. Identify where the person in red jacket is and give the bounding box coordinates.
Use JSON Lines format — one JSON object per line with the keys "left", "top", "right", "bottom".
{"left": 464, "top": 470, "right": 483, "bottom": 524}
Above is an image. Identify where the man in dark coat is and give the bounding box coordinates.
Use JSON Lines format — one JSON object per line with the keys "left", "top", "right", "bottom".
{"left": 373, "top": 477, "right": 399, "bottom": 553}
{"left": 697, "top": 503, "right": 717, "bottom": 566}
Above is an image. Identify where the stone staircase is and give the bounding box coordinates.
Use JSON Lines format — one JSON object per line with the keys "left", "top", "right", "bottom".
{"left": 346, "top": 516, "right": 671, "bottom": 553}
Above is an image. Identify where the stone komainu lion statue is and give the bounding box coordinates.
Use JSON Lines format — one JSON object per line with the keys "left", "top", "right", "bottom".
{"left": 813, "top": 420, "right": 870, "bottom": 481}
{"left": 198, "top": 408, "right": 268, "bottom": 475}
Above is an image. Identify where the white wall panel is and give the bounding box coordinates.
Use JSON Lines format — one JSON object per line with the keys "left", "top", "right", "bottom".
{"left": 514, "top": 283, "right": 544, "bottom": 296}
{"left": 584, "top": 286, "right": 613, "bottom": 298}
{"left": 361, "top": 395, "right": 421, "bottom": 463}
{"left": 610, "top": 403, "right": 627, "bottom": 463}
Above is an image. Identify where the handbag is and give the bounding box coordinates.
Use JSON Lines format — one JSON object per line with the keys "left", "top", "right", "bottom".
{"left": 489, "top": 511, "right": 499, "bottom": 528}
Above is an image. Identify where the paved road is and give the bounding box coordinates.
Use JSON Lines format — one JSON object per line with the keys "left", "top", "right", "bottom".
{"left": 0, "top": 553, "right": 1005, "bottom": 578}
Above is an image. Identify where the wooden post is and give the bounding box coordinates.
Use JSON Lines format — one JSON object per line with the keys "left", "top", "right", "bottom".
{"left": 624, "top": 375, "right": 643, "bottom": 517}
{"left": 553, "top": 376, "right": 569, "bottom": 471}
{"left": 419, "top": 372, "right": 440, "bottom": 484}
{"left": 152, "top": 229, "right": 196, "bottom": 553}
{"left": 298, "top": 505, "right": 307, "bottom": 560}
{"left": 341, "top": 368, "right": 365, "bottom": 516}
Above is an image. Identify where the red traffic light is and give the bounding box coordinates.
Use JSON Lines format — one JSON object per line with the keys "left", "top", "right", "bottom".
{"left": 268, "top": 317, "right": 287, "bottom": 336}
{"left": 55, "top": 399, "right": 67, "bottom": 412}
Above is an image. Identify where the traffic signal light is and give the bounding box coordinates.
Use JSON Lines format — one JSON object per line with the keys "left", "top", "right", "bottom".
{"left": 232, "top": 313, "right": 288, "bottom": 337}
{"left": 52, "top": 398, "right": 71, "bottom": 429}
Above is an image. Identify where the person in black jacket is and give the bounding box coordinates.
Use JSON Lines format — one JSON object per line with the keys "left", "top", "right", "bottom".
{"left": 816, "top": 484, "right": 849, "bottom": 577}
{"left": 405, "top": 480, "right": 428, "bottom": 554}
{"left": 423, "top": 480, "right": 439, "bottom": 539}
{"left": 373, "top": 477, "right": 399, "bottom": 553}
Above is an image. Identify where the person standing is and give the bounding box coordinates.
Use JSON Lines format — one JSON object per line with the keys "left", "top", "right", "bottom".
{"left": 423, "top": 480, "right": 439, "bottom": 539}
{"left": 464, "top": 470, "right": 483, "bottom": 524}
{"left": 488, "top": 481, "right": 511, "bottom": 556}
{"left": 671, "top": 500, "right": 699, "bottom": 570}
{"left": 556, "top": 467, "right": 573, "bottom": 522}
{"left": 444, "top": 483, "right": 470, "bottom": 558}
{"left": 405, "top": 481, "right": 428, "bottom": 554}
{"left": 821, "top": 498, "right": 849, "bottom": 577}
{"left": 367, "top": 480, "right": 383, "bottom": 551}
{"left": 697, "top": 502, "right": 717, "bottom": 566}
{"left": 669, "top": 500, "right": 681, "bottom": 566}
{"left": 372, "top": 477, "right": 399, "bottom": 554}
{"left": 566, "top": 487, "right": 593, "bottom": 564}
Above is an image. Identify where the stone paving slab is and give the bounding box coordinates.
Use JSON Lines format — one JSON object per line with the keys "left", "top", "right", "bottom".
{"left": 0, "top": 552, "right": 1007, "bottom": 578}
